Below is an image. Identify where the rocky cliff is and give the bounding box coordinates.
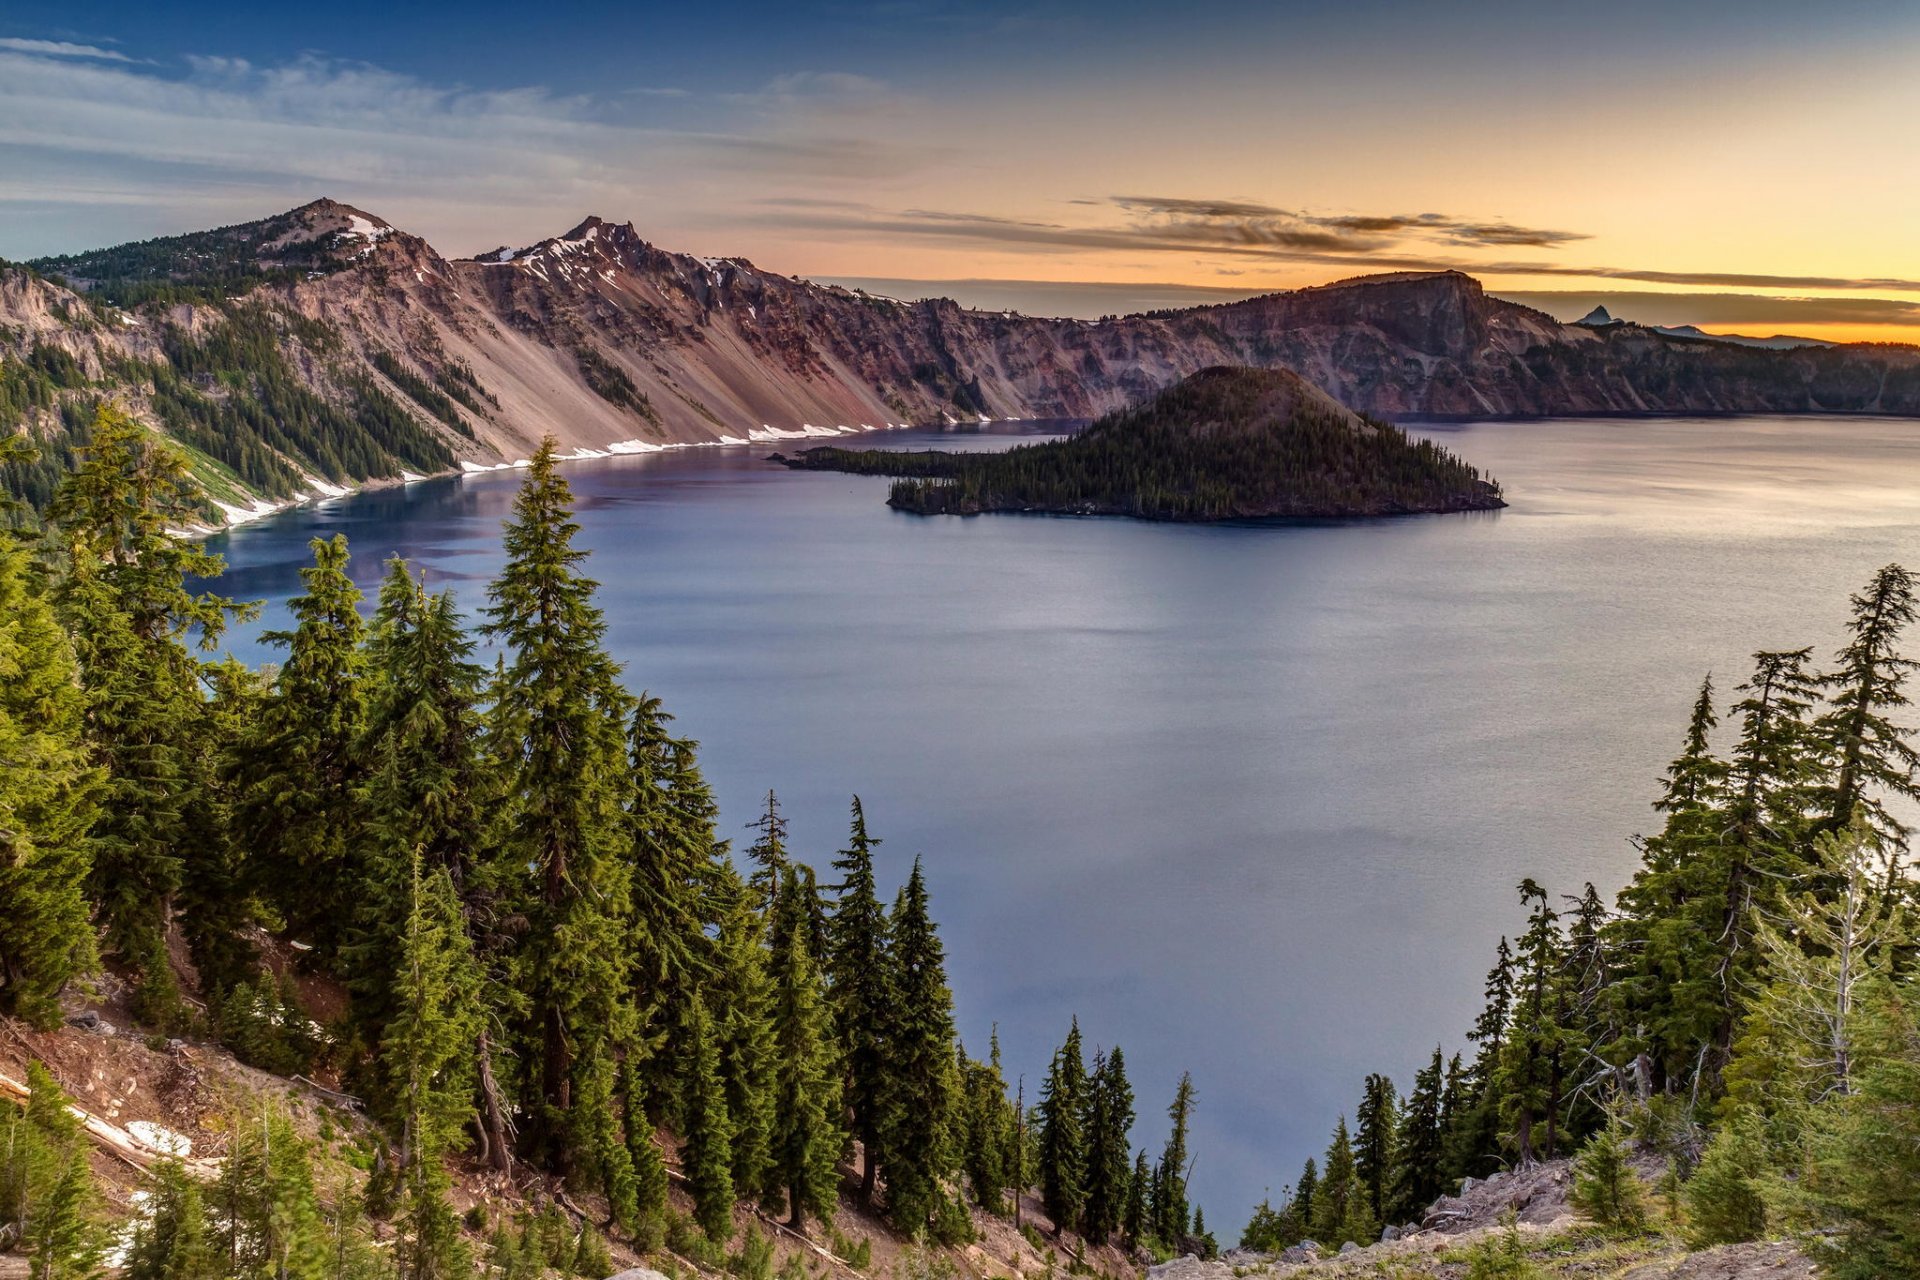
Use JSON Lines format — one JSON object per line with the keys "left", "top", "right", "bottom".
{"left": 6, "top": 199, "right": 1919, "bottom": 519}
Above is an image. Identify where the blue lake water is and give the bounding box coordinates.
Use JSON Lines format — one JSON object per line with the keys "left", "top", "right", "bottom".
{"left": 204, "top": 415, "right": 1920, "bottom": 1229}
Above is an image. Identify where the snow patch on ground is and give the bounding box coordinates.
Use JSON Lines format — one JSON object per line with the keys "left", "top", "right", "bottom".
{"left": 127, "top": 1121, "right": 193, "bottom": 1158}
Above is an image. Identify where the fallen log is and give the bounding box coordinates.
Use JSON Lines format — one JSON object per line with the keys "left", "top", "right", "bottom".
{"left": 0, "top": 1067, "right": 222, "bottom": 1181}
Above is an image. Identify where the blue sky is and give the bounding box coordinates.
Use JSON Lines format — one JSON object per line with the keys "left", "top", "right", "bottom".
{"left": 5, "top": 2, "right": 1919, "bottom": 335}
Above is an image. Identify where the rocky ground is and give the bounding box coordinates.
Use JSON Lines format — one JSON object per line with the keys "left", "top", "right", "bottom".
{"left": 1145, "top": 1160, "right": 1816, "bottom": 1280}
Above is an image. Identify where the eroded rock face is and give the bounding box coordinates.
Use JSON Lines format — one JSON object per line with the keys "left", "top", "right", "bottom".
{"left": 10, "top": 202, "right": 1920, "bottom": 516}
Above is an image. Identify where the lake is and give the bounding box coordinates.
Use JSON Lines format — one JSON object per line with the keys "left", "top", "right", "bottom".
{"left": 204, "top": 415, "right": 1920, "bottom": 1230}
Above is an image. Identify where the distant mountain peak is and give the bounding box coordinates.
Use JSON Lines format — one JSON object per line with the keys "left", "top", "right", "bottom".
{"left": 1575, "top": 305, "right": 1618, "bottom": 326}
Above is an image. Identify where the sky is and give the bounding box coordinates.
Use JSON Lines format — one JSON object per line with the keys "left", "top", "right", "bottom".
{"left": 4, "top": 2, "right": 1918, "bottom": 338}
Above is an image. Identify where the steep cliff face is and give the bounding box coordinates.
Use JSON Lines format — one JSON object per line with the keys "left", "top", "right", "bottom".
{"left": 6, "top": 200, "right": 1919, "bottom": 517}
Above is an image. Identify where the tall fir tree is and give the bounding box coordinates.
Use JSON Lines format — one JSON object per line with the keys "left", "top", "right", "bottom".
{"left": 1815, "top": 564, "right": 1920, "bottom": 845}
{"left": 230, "top": 533, "right": 367, "bottom": 957}
{"left": 1446, "top": 937, "right": 1513, "bottom": 1180}
{"left": 1389, "top": 1049, "right": 1445, "bottom": 1224}
{"left": 711, "top": 870, "right": 777, "bottom": 1204}
{"left": 384, "top": 851, "right": 482, "bottom": 1280}
{"left": 1309, "top": 1118, "right": 1373, "bottom": 1247}
{"left": 682, "top": 993, "right": 736, "bottom": 1242}
{"left": 1123, "top": 1149, "right": 1150, "bottom": 1245}
{"left": 1082, "top": 1045, "right": 1136, "bottom": 1244}
{"left": 1154, "top": 1072, "right": 1197, "bottom": 1245}
{"left": 1037, "top": 1019, "right": 1088, "bottom": 1235}
{"left": 482, "top": 437, "right": 635, "bottom": 1175}
{"left": 763, "top": 868, "right": 843, "bottom": 1231}
{"left": 50, "top": 407, "right": 249, "bottom": 1003}
{"left": 0, "top": 538, "right": 99, "bottom": 1028}
{"left": 1497, "top": 880, "right": 1573, "bottom": 1165}
{"left": 876, "top": 859, "right": 959, "bottom": 1233}
{"left": 1352, "top": 1073, "right": 1397, "bottom": 1226}
{"left": 827, "top": 796, "right": 891, "bottom": 1206}
{"left": 744, "top": 790, "right": 790, "bottom": 911}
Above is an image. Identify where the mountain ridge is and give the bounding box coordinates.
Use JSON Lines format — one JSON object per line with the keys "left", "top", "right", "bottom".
{"left": 7, "top": 199, "right": 1920, "bottom": 521}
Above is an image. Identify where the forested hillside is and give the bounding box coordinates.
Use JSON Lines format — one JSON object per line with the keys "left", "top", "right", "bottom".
{"left": 1237, "top": 566, "right": 1920, "bottom": 1277}
{"left": 779, "top": 368, "right": 1504, "bottom": 520}
{"left": 0, "top": 411, "right": 1207, "bottom": 1278}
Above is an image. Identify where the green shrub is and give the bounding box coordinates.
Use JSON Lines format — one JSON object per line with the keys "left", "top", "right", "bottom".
{"left": 1569, "top": 1116, "right": 1647, "bottom": 1230}
{"left": 1683, "top": 1115, "right": 1771, "bottom": 1247}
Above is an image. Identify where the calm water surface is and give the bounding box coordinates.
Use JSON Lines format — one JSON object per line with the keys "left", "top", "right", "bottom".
{"left": 206, "top": 416, "right": 1920, "bottom": 1226}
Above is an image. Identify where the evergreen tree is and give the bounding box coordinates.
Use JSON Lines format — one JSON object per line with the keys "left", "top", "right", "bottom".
{"left": 230, "top": 533, "right": 367, "bottom": 956}
{"left": 1154, "top": 1072, "right": 1196, "bottom": 1244}
{"left": 124, "top": 1161, "right": 219, "bottom": 1280}
{"left": 384, "top": 851, "right": 482, "bottom": 1280}
{"left": 212, "top": 1108, "right": 327, "bottom": 1280}
{"left": 350, "top": 561, "right": 493, "bottom": 1049}
{"left": 174, "top": 658, "right": 264, "bottom": 996}
{"left": 1446, "top": 937, "right": 1514, "bottom": 1179}
{"left": 1497, "top": 880, "right": 1573, "bottom": 1165}
{"left": 876, "top": 860, "right": 958, "bottom": 1234}
{"left": 1389, "top": 1049, "right": 1445, "bottom": 1224}
{"left": 1308, "top": 1118, "right": 1368, "bottom": 1246}
{"left": 763, "top": 868, "right": 842, "bottom": 1231}
{"left": 1682, "top": 1112, "right": 1771, "bottom": 1248}
{"left": 1814, "top": 564, "right": 1920, "bottom": 844}
{"left": 1291, "top": 1160, "right": 1318, "bottom": 1239}
{"left": 1122, "top": 1150, "right": 1150, "bottom": 1244}
{"left": 960, "top": 1032, "right": 1014, "bottom": 1212}
{"left": 1082, "top": 1045, "right": 1135, "bottom": 1244}
{"left": 683, "top": 993, "right": 736, "bottom": 1242}
{"left": 482, "top": 438, "right": 635, "bottom": 1174}
{"left": 826, "top": 797, "right": 891, "bottom": 1206}
{"left": 711, "top": 872, "right": 776, "bottom": 1204}
{"left": 1567, "top": 1113, "right": 1645, "bottom": 1230}
{"left": 1, "top": 1063, "right": 101, "bottom": 1279}
{"left": 0, "top": 539, "right": 99, "bottom": 1028}
{"left": 1036, "top": 1019, "right": 1088, "bottom": 1235}
{"left": 1352, "top": 1073, "right": 1397, "bottom": 1226}
{"left": 745, "top": 790, "right": 790, "bottom": 910}
{"left": 50, "top": 407, "right": 249, "bottom": 1002}
{"left": 621, "top": 1061, "right": 670, "bottom": 1248}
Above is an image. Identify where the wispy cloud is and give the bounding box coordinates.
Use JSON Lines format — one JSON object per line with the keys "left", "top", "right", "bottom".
{"left": 752, "top": 195, "right": 1920, "bottom": 295}
{"left": 0, "top": 37, "right": 135, "bottom": 62}
{"left": 0, "top": 40, "right": 928, "bottom": 254}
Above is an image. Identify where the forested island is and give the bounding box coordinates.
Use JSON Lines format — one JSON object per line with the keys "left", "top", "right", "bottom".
{"left": 775, "top": 367, "right": 1505, "bottom": 521}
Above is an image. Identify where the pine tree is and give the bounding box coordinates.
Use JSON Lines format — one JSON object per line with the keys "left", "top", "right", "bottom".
{"left": 1352, "top": 1073, "right": 1397, "bottom": 1226}
{"left": 350, "top": 561, "right": 493, "bottom": 1048}
{"left": 50, "top": 407, "right": 248, "bottom": 1003}
{"left": 1389, "top": 1049, "right": 1445, "bottom": 1224}
{"left": 764, "top": 868, "right": 842, "bottom": 1232}
{"left": 961, "top": 1033, "right": 1014, "bottom": 1211}
{"left": 174, "top": 658, "right": 264, "bottom": 996}
{"left": 682, "top": 993, "right": 736, "bottom": 1242}
{"left": 711, "top": 871, "right": 776, "bottom": 1204}
{"left": 230, "top": 533, "right": 367, "bottom": 957}
{"left": 483, "top": 438, "right": 635, "bottom": 1174}
{"left": 1446, "top": 937, "right": 1514, "bottom": 1179}
{"left": 1723, "top": 814, "right": 1906, "bottom": 1116}
{"left": 827, "top": 797, "right": 891, "bottom": 1206}
{"left": 1567, "top": 1112, "right": 1645, "bottom": 1230}
{"left": 1123, "top": 1150, "right": 1150, "bottom": 1244}
{"left": 124, "top": 1161, "right": 218, "bottom": 1280}
{"left": 213, "top": 1108, "right": 327, "bottom": 1280}
{"left": 1037, "top": 1019, "right": 1088, "bottom": 1235}
{"left": 1082, "top": 1045, "right": 1135, "bottom": 1244}
{"left": 0, "top": 538, "right": 99, "bottom": 1028}
{"left": 1497, "top": 880, "right": 1573, "bottom": 1165}
{"left": 1291, "top": 1159, "right": 1318, "bottom": 1241}
{"left": 1682, "top": 1112, "right": 1770, "bottom": 1248}
{"left": 621, "top": 1060, "right": 671, "bottom": 1248}
{"left": 1309, "top": 1118, "right": 1365, "bottom": 1246}
{"left": 1815, "top": 564, "right": 1920, "bottom": 844}
{"left": 1, "top": 1063, "right": 101, "bottom": 1278}
{"left": 385, "top": 852, "right": 481, "bottom": 1280}
{"left": 745, "top": 790, "right": 790, "bottom": 911}
{"left": 876, "top": 860, "right": 958, "bottom": 1234}
{"left": 1154, "top": 1072, "right": 1196, "bottom": 1244}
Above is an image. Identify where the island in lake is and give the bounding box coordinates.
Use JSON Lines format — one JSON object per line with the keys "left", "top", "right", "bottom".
{"left": 775, "top": 366, "right": 1506, "bottom": 521}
